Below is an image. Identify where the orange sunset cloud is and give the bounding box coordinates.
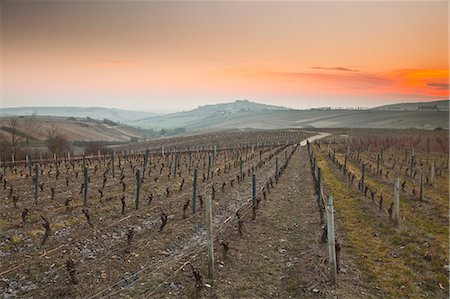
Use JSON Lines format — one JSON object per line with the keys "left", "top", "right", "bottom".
{"left": 217, "top": 68, "right": 449, "bottom": 99}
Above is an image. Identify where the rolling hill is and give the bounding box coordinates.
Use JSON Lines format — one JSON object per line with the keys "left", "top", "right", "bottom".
{"left": 374, "top": 99, "right": 449, "bottom": 111}
{"left": 130, "top": 99, "right": 449, "bottom": 131}
{"left": 130, "top": 99, "right": 292, "bottom": 129}
{"left": 0, "top": 116, "right": 146, "bottom": 143}
{"left": 0, "top": 106, "right": 157, "bottom": 123}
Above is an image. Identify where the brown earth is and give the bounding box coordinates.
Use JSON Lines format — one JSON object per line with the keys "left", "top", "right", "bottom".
{"left": 150, "top": 146, "right": 375, "bottom": 298}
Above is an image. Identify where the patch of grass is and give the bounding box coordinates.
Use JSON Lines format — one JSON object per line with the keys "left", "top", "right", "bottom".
{"left": 316, "top": 150, "right": 424, "bottom": 297}
{"left": 9, "top": 234, "right": 22, "bottom": 245}
{"left": 318, "top": 148, "right": 449, "bottom": 297}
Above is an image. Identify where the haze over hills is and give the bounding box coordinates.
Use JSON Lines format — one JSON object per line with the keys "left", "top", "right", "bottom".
{"left": 0, "top": 106, "right": 157, "bottom": 123}
{"left": 130, "top": 100, "right": 291, "bottom": 128}
{"left": 0, "top": 100, "right": 448, "bottom": 138}
{"left": 374, "top": 99, "right": 449, "bottom": 111}
{"left": 130, "top": 99, "right": 449, "bottom": 131}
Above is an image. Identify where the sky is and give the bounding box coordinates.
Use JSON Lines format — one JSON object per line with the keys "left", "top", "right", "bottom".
{"left": 1, "top": 0, "right": 448, "bottom": 112}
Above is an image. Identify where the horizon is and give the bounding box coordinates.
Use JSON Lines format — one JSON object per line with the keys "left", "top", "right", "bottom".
{"left": 1, "top": 1, "right": 449, "bottom": 111}
{"left": 0, "top": 98, "right": 449, "bottom": 115}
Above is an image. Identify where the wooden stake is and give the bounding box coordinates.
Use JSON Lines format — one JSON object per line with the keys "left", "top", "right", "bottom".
{"left": 239, "top": 157, "right": 243, "bottom": 182}
{"left": 393, "top": 178, "right": 400, "bottom": 225}
{"left": 376, "top": 154, "right": 380, "bottom": 176}
{"left": 317, "top": 168, "right": 324, "bottom": 224}
{"left": 83, "top": 166, "right": 88, "bottom": 207}
{"left": 431, "top": 160, "right": 435, "bottom": 185}
{"left": 326, "top": 195, "right": 337, "bottom": 286}
{"left": 192, "top": 167, "right": 198, "bottom": 214}
{"left": 205, "top": 195, "right": 214, "bottom": 280}
{"left": 111, "top": 151, "right": 115, "bottom": 178}
{"left": 361, "top": 163, "right": 365, "bottom": 192}
{"left": 34, "top": 164, "right": 40, "bottom": 204}
{"left": 207, "top": 155, "right": 211, "bottom": 180}
{"left": 252, "top": 172, "right": 256, "bottom": 209}
{"left": 275, "top": 157, "right": 279, "bottom": 183}
{"left": 136, "top": 169, "right": 141, "bottom": 209}
{"left": 419, "top": 165, "right": 424, "bottom": 201}
{"left": 344, "top": 154, "right": 347, "bottom": 175}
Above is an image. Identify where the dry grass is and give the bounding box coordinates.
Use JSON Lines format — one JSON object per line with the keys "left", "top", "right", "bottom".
{"left": 316, "top": 148, "right": 448, "bottom": 298}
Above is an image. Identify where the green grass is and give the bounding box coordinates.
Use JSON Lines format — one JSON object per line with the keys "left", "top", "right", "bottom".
{"left": 316, "top": 149, "right": 448, "bottom": 298}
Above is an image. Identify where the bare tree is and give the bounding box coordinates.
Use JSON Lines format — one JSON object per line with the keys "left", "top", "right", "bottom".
{"left": 3, "top": 117, "right": 25, "bottom": 157}
{"left": 0, "top": 131, "right": 12, "bottom": 157}
{"left": 22, "top": 115, "right": 41, "bottom": 154}
{"left": 47, "top": 126, "right": 71, "bottom": 156}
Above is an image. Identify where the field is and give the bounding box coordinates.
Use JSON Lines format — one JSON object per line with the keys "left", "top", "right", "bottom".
{"left": 0, "top": 128, "right": 448, "bottom": 298}
{"left": 0, "top": 116, "right": 145, "bottom": 143}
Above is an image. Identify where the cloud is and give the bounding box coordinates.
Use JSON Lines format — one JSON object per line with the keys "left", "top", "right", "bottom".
{"left": 217, "top": 67, "right": 449, "bottom": 98}
{"left": 311, "top": 66, "right": 359, "bottom": 72}
{"left": 426, "top": 82, "right": 449, "bottom": 90}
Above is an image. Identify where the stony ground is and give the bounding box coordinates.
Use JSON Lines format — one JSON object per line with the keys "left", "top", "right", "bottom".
{"left": 158, "top": 146, "right": 374, "bottom": 298}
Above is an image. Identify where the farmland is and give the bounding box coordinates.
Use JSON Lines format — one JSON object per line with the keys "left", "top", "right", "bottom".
{"left": 0, "top": 128, "right": 448, "bottom": 298}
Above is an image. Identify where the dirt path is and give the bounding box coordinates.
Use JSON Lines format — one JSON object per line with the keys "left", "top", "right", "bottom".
{"left": 168, "top": 146, "right": 372, "bottom": 298}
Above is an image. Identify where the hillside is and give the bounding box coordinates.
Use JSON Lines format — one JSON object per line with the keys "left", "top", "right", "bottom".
{"left": 130, "top": 100, "right": 290, "bottom": 128}
{"left": 130, "top": 100, "right": 449, "bottom": 131}
{"left": 0, "top": 116, "right": 146, "bottom": 143}
{"left": 0, "top": 106, "right": 157, "bottom": 123}
{"left": 374, "top": 99, "right": 449, "bottom": 111}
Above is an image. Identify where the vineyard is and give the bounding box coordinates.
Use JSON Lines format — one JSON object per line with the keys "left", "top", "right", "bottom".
{"left": 0, "top": 128, "right": 448, "bottom": 298}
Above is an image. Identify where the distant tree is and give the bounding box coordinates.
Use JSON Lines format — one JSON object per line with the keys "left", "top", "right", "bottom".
{"left": 47, "top": 126, "right": 71, "bottom": 156}
{"left": 22, "top": 116, "right": 41, "bottom": 154}
{"left": 84, "top": 142, "right": 109, "bottom": 155}
{"left": 0, "top": 131, "right": 13, "bottom": 157}
{"left": 5, "top": 117, "right": 25, "bottom": 157}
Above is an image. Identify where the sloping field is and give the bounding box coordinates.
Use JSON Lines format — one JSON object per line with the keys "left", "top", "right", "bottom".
{"left": 132, "top": 109, "right": 449, "bottom": 131}
{"left": 0, "top": 116, "right": 145, "bottom": 142}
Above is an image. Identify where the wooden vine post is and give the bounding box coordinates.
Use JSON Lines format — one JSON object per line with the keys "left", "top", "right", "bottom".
{"left": 239, "top": 157, "right": 243, "bottom": 181}
{"left": 252, "top": 172, "right": 256, "bottom": 210}
{"left": 82, "top": 153, "right": 86, "bottom": 169}
{"left": 136, "top": 169, "right": 141, "bottom": 209}
{"left": 2, "top": 155, "right": 6, "bottom": 176}
{"left": 173, "top": 154, "right": 178, "bottom": 178}
{"left": 207, "top": 155, "right": 211, "bottom": 180}
{"left": 344, "top": 154, "right": 347, "bottom": 174}
{"left": 275, "top": 157, "right": 279, "bottom": 183}
{"left": 111, "top": 151, "right": 115, "bottom": 178}
{"left": 317, "top": 167, "right": 324, "bottom": 224}
{"left": 431, "top": 160, "right": 435, "bottom": 185}
{"left": 376, "top": 154, "right": 380, "bottom": 176}
{"left": 143, "top": 149, "right": 149, "bottom": 176}
{"left": 393, "top": 178, "right": 400, "bottom": 225}
{"left": 192, "top": 167, "right": 198, "bottom": 214}
{"left": 83, "top": 165, "right": 88, "bottom": 207}
{"left": 419, "top": 165, "right": 424, "bottom": 201}
{"left": 360, "top": 163, "right": 365, "bottom": 192}
{"left": 326, "top": 195, "right": 337, "bottom": 286}
{"left": 205, "top": 195, "right": 214, "bottom": 279}
{"left": 188, "top": 151, "right": 192, "bottom": 167}
{"left": 28, "top": 155, "right": 32, "bottom": 177}
{"left": 34, "top": 164, "right": 40, "bottom": 204}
